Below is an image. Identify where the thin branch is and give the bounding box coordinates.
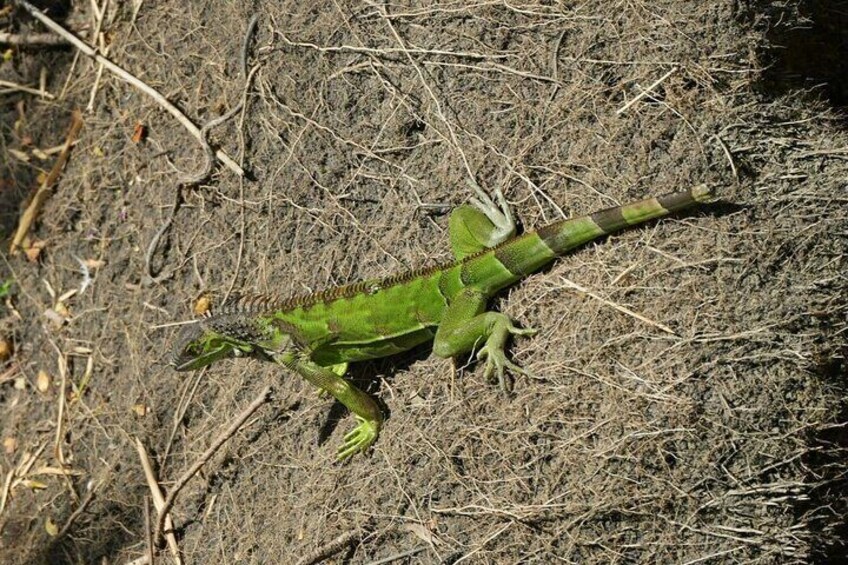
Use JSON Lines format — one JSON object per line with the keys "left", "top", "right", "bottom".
{"left": 51, "top": 344, "right": 70, "bottom": 469}
{"left": 363, "top": 1, "right": 475, "bottom": 181}
{"left": 268, "top": 30, "right": 509, "bottom": 60}
{"left": 55, "top": 484, "right": 97, "bottom": 538}
{"left": 142, "top": 15, "right": 260, "bottom": 286}
{"left": 712, "top": 134, "right": 738, "bottom": 181}
{"left": 141, "top": 186, "right": 182, "bottom": 286}
{"left": 13, "top": 0, "right": 243, "bottom": 177}
{"left": 153, "top": 385, "right": 272, "bottom": 546}
{"left": 295, "top": 528, "right": 369, "bottom": 565}
{"left": 364, "top": 546, "right": 427, "bottom": 565}
{"left": 10, "top": 109, "right": 83, "bottom": 254}
{"left": 0, "top": 30, "right": 68, "bottom": 46}
{"left": 557, "top": 276, "right": 679, "bottom": 336}
{"left": 616, "top": 67, "right": 679, "bottom": 115}
{"left": 0, "top": 78, "right": 54, "bottom": 98}
{"left": 144, "top": 496, "right": 154, "bottom": 565}
{"left": 135, "top": 438, "right": 182, "bottom": 564}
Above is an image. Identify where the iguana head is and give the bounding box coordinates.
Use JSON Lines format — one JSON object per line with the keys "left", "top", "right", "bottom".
{"left": 170, "top": 319, "right": 257, "bottom": 371}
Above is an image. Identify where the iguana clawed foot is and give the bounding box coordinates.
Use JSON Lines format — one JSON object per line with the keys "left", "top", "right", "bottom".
{"left": 337, "top": 415, "right": 380, "bottom": 460}
{"left": 467, "top": 180, "right": 516, "bottom": 246}
{"left": 476, "top": 323, "right": 537, "bottom": 391}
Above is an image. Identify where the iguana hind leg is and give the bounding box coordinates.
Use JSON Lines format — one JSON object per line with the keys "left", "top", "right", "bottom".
{"left": 275, "top": 353, "right": 381, "bottom": 459}
{"left": 450, "top": 181, "right": 516, "bottom": 260}
{"left": 432, "top": 287, "right": 536, "bottom": 391}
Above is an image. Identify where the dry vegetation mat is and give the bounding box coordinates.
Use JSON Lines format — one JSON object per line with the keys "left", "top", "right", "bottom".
{"left": 1, "top": 1, "right": 846, "bottom": 563}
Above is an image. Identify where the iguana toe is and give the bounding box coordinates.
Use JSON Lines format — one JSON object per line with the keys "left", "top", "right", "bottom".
{"left": 477, "top": 345, "right": 533, "bottom": 392}
{"left": 337, "top": 415, "right": 380, "bottom": 460}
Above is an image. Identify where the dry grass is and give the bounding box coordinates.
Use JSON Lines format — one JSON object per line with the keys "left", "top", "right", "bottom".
{"left": 0, "top": 1, "right": 846, "bottom": 563}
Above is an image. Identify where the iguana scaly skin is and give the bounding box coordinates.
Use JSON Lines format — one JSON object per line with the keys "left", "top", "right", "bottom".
{"left": 171, "top": 185, "right": 715, "bottom": 459}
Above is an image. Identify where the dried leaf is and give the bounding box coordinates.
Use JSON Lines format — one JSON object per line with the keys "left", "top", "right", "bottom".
{"left": 55, "top": 302, "right": 72, "bottom": 319}
{"left": 21, "top": 479, "right": 48, "bottom": 490}
{"left": 45, "top": 516, "right": 58, "bottom": 536}
{"left": 24, "top": 239, "right": 46, "bottom": 262}
{"left": 194, "top": 295, "right": 212, "bottom": 316}
{"left": 42, "top": 279, "right": 56, "bottom": 300}
{"left": 0, "top": 336, "right": 12, "bottom": 361}
{"left": 57, "top": 288, "right": 78, "bottom": 303}
{"left": 36, "top": 370, "right": 50, "bottom": 393}
{"left": 402, "top": 522, "right": 442, "bottom": 545}
{"left": 8, "top": 148, "right": 29, "bottom": 162}
{"left": 24, "top": 247, "right": 41, "bottom": 262}
{"left": 3, "top": 436, "right": 16, "bottom": 454}
{"left": 32, "top": 466, "right": 84, "bottom": 477}
{"left": 13, "top": 377, "right": 26, "bottom": 390}
{"left": 131, "top": 404, "right": 149, "bottom": 417}
{"left": 131, "top": 122, "right": 147, "bottom": 143}
{"left": 84, "top": 258, "right": 106, "bottom": 269}
{"left": 44, "top": 308, "right": 66, "bottom": 329}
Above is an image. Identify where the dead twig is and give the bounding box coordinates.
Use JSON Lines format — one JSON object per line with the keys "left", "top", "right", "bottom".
{"left": 0, "top": 30, "right": 69, "bottom": 46}
{"left": 141, "top": 186, "right": 182, "bottom": 286}
{"left": 9, "top": 109, "right": 82, "bottom": 255}
{"left": 712, "top": 134, "right": 738, "bottom": 181}
{"left": 796, "top": 147, "right": 848, "bottom": 159}
{"left": 144, "top": 496, "right": 154, "bottom": 565}
{"left": 364, "top": 547, "right": 427, "bottom": 565}
{"left": 142, "top": 15, "right": 260, "bottom": 285}
{"left": 55, "top": 482, "right": 97, "bottom": 539}
{"left": 556, "top": 276, "right": 679, "bottom": 336}
{"left": 268, "top": 30, "right": 509, "bottom": 60}
{"left": 0, "top": 468, "right": 13, "bottom": 517}
{"left": 616, "top": 67, "right": 679, "bottom": 115}
{"left": 84, "top": 0, "right": 110, "bottom": 112}
{"left": 0, "top": 78, "right": 54, "bottom": 98}
{"left": 135, "top": 438, "right": 182, "bottom": 564}
{"left": 52, "top": 346, "right": 69, "bottom": 467}
{"left": 153, "top": 385, "right": 272, "bottom": 547}
{"left": 13, "top": 0, "right": 243, "bottom": 177}
{"left": 295, "top": 528, "right": 370, "bottom": 565}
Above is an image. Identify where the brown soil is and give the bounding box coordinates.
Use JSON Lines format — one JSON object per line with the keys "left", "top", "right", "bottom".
{"left": 1, "top": 1, "right": 846, "bottom": 563}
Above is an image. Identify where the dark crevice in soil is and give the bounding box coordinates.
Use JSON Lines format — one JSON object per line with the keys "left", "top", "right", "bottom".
{"left": 753, "top": 0, "right": 848, "bottom": 109}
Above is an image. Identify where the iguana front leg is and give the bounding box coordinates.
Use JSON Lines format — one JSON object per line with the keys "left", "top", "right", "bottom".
{"left": 432, "top": 287, "right": 536, "bottom": 391}
{"left": 275, "top": 353, "right": 381, "bottom": 459}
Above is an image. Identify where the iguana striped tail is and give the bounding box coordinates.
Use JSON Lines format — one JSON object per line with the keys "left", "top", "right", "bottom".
{"left": 456, "top": 185, "right": 715, "bottom": 296}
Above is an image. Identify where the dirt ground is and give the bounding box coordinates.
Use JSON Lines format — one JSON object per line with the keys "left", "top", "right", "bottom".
{"left": 1, "top": 1, "right": 846, "bottom": 563}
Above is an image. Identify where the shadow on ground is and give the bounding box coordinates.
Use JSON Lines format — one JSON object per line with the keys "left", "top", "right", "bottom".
{"left": 748, "top": 3, "right": 848, "bottom": 561}
{"left": 754, "top": 0, "right": 848, "bottom": 108}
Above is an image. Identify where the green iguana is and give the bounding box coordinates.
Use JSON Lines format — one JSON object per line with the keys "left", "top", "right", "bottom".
{"left": 171, "top": 184, "right": 715, "bottom": 459}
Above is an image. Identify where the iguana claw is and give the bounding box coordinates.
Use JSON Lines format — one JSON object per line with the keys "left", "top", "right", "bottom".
{"left": 466, "top": 181, "right": 516, "bottom": 245}
{"left": 337, "top": 415, "right": 380, "bottom": 460}
{"left": 476, "top": 325, "right": 537, "bottom": 391}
